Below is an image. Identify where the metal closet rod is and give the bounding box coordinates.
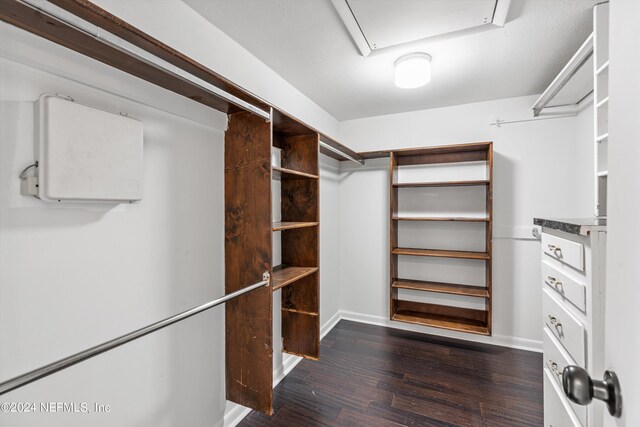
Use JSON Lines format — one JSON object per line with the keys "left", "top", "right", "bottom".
{"left": 0, "top": 273, "right": 270, "bottom": 396}
{"left": 20, "top": 0, "right": 271, "bottom": 121}
{"left": 531, "top": 33, "right": 593, "bottom": 117}
{"left": 319, "top": 141, "right": 365, "bottom": 165}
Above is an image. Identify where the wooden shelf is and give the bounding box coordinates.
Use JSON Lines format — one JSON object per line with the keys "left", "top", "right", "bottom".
{"left": 393, "top": 216, "right": 489, "bottom": 222}
{"left": 393, "top": 180, "right": 489, "bottom": 188}
{"left": 392, "top": 300, "right": 489, "bottom": 335}
{"left": 272, "top": 166, "right": 318, "bottom": 180}
{"left": 392, "top": 310, "right": 489, "bottom": 335}
{"left": 392, "top": 279, "right": 489, "bottom": 298}
{"left": 281, "top": 307, "right": 318, "bottom": 316}
{"left": 392, "top": 247, "right": 490, "bottom": 260}
{"left": 272, "top": 221, "right": 318, "bottom": 231}
{"left": 271, "top": 265, "right": 318, "bottom": 291}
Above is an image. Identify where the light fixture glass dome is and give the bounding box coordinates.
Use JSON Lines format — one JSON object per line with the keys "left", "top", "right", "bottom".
{"left": 394, "top": 53, "right": 432, "bottom": 89}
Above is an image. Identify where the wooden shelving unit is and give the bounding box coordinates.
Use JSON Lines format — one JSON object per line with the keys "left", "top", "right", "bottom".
{"left": 390, "top": 142, "right": 493, "bottom": 336}
{"left": 225, "top": 115, "right": 322, "bottom": 414}
{"left": 272, "top": 132, "right": 320, "bottom": 360}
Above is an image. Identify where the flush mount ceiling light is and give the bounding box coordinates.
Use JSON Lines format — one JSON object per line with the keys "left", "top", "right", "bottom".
{"left": 394, "top": 53, "right": 432, "bottom": 89}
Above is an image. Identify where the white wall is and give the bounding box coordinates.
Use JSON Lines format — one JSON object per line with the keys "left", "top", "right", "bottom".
{"left": 337, "top": 95, "right": 594, "bottom": 349}
{"left": 0, "top": 47, "right": 227, "bottom": 427}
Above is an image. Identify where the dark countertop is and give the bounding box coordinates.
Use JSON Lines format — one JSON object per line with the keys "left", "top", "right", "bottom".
{"left": 534, "top": 217, "right": 607, "bottom": 236}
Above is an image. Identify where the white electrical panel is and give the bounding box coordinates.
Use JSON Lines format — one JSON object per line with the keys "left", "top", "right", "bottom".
{"left": 35, "top": 94, "right": 143, "bottom": 203}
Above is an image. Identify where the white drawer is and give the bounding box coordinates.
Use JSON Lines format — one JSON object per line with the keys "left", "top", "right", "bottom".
{"left": 543, "top": 328, "right": 587, "bottom": 425}
{"left": 542, "top": 261, "right": 587, "bottom": 312}
{"left": 542, "top": 233, "right": 584, "bottom": 272}
{"left": 544, "top": 368, "right": 582, "bottom": 427}
{"left": 543, "top": 289, "right": 585, "bottom": 366}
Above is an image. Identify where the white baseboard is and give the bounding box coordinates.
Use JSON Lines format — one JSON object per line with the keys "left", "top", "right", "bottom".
{"left": 320, "top": 310, "right": 342, "bottom": 339}
{"left": 222, "top": 403, "right": 251, "bottom": 427}
{"left": 273, "top": 353, "right": 301, "bottom": 388}
{"left": 339, "top": 310, "right": 542, "bottom": 353}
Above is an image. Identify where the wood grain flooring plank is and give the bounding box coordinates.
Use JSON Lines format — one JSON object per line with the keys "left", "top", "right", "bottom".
{"left": 336, "top": 408, "right": 407, "bottom": 427}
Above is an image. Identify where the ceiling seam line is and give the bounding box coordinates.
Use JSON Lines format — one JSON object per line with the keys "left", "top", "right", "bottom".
{"left": 344, "top": 0, "right": 374, "bottom": 51}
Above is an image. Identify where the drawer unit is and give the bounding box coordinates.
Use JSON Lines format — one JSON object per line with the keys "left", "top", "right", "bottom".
{"left": 535, "top": 220, "right": 606, "bottom": 427}
{"left": 544, "top": 368, "right": 582, "bottom": 427}
{"left": 544, "top": 327, "right": 587, "bottom": 425}
{"left": 542, "top": 233, "right": 585, "bottom": 272}
{"left": 543, "top": 289, "right": 585, "bottom": 366}
{"left": 542, "top": 261, "right": 587, "bottom": 312}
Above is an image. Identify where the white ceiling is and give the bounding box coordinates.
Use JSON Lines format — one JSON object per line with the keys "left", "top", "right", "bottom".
{"left": 184, "top": 0, "right": 594, "bottom": 121}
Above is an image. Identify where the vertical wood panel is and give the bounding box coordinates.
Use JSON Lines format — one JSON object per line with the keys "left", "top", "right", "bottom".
{"left": 390, "top": 153, "right": 399, "bottom": 318}
{"left": 281, "top": 134, "right": 319, "bottom": 175}
{"left": 485, "top": 143, "right": 494, "bottom": 335}
{"left": 225, "top": 111, "right": 273, "bottom": 414}
{"left": 282, "top": 272, "right": 319, "bottom": 314}
{"left": 280, "top": 310, "right": 320, "bottom": 359}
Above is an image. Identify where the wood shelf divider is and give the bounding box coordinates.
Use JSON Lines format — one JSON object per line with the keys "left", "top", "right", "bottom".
{"left": 272, "top": 221, "right": 319, "bottom": 231}
{"left": 392, "top": 247, "right": 490, "bottom": 260}
{"left": 392, "top": 308, "right": 489, "bottom": 335}
{"left": 393, "top": 180, "right": 489, "bottom": 188}
{"left": 272, "top": 266, "right": 319, "bottom": 291}
{"left": 272, "top": 166, "right": 318, "bottom": 180}
{"left": 392, "top": 216, "right": 489, "bottom": 222}
{"left": 392, "top": 279, "right": 489, "bottom": 298}
{"left": 281, "top": 307, "right": 319, "bottom": 316}
{"left": 389, "top": 142, "right": 493, "bottom": 336}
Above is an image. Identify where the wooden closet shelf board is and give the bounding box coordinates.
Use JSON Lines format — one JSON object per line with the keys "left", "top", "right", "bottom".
{"left": 392, "top": 279, "right": 490, "bottom": 298}
{"left": 272, "top": 266, "right": 319, "bottom": 291}
{"left": 393, "top": 180, "right": 490, "bottom": 188}
{"left": 281, "top": 307, "right": 319, "bottom": 316}
{"left": 360, "top": 142, "right": 492, "bottom": 162}
{"left": 272, "top": 221, "right": 319, "bottom": 231}
{"left": 393, "top": 300, "right": 489, "bottom": 335}
{"left": 392, "top": 310, "right": 490, "bottom": 335}
{"left": 392, "top": 247, "right": 490, "bottom": 260}
{"left": 393, "top": 217, "right": 489, "bottom": 222}
{"left": 272, "top": 166, "right": 319, "bottom": 180}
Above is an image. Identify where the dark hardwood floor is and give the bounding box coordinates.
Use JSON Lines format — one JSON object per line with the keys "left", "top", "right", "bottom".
{"left": 239, "top": 320, "right": 542, "bottom": 426}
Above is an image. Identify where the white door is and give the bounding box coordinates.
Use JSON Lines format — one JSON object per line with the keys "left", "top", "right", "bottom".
{"left": 602, "top": 1, "right": 640, "bottom": 425}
